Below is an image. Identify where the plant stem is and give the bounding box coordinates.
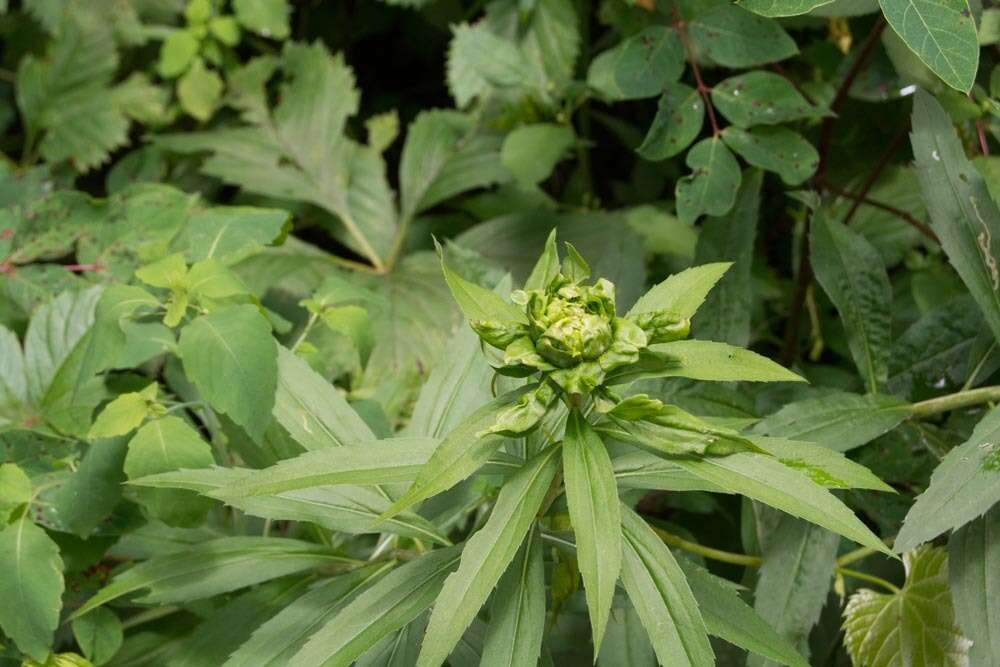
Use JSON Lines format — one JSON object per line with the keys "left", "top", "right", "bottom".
{"left": 671, "top": 3, "right": 720, "bottom": 137}
{"left": 910, "top": 385, "right": 1000, "bottom": 418}
{"left": 841, "top": 123, "right": 909, "bottom": 226}
{"left": 837, "top": 566, "right": 900, "bottom": 593}
{"left": 823, "top": 183, "right": 938, "bottom": 242}
{"left": 652, "top": 526, "right": 763, "bottom": 567}
{"left": 653, "top": 525, "right": 901, "bottom": 592}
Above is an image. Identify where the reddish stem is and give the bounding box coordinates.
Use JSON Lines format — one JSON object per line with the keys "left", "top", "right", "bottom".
{"left": 63, "top": 263, "right": 103, "bottom": 273}
{"left": 976, "top": 118, "right": 990, "bottom": 156}
{"left": 842, "top": 123, "right": 909, "bottom": 225}
{"left": 671, "top": 5, "right": 720, "bottom": 137}
{"left": 824, "top": 184, "right": 939, "bottom": 243}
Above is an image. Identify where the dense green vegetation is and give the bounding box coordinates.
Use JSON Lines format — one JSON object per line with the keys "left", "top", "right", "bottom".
{"left": 1, "top": 0, "right": 999, "bottom": 664}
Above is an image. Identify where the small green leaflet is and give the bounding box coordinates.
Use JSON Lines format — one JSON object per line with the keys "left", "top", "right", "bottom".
{"left": 878, "top": 0, "right": 978, "bottom": 91}
{"left": 500, "top": 123, "right": 574, "bottom": 185}
{"left": 619, "top": 504, "right": 714, "bottom": 667}
{"left": 895, "top": 406, "right": 1000, "bottom": 552}
{"left": 711, "top": 71, "right": 819, "bottom": 127}
{"left": 722, "top": 127, "right": 818, "bottom": 186}
{"left": 233, "top": 0, "right": 291, "bottom": 39}
{"left": 0, "top": 518, "right": 65, "bottom": 661}
{"left": 675, "top": 137, "right": 742, "bottom": 225}
{"left": 843, "top": 546, "right": 971, "bottom": 665}
{"left": 688, "top": 5, "right": 797, "bottom": 67}
{"left": 416, "top": 446, "right": 560, "bottom": 667}
{"left": 949, "top": 504, "right": 1000, "bottom": 666}
{"left": 637, "top": 83, "right": 704, "bottom": 161}
{"left": 71, "top": 607, "right": 123, "bottom": 666}
{"left": 178, "top": 304, "right": 278, "bottom": 440}
{"left": 810, "top": 210, "right": 892, "bottom": 393}
{"left": 612, "top": 26, "right": 685, "bottom": 100}
{"left": 563, "top": 411, "right": 621, "bottom": 655}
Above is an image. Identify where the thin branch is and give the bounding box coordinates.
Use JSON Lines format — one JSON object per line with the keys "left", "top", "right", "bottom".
{"left": 976, "top": 117, "right": 991, "bottom": 156}
{"left": 671, "top": 3, "right": 720, "bottom": 137}
{"left": 824, "top": 183, "right": 939, "bottom": 243}
{"left": 841, "top": 123, "right": 909, "bottom": 225}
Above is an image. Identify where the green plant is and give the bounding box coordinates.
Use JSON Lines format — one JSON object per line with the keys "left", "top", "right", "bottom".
{"left": 2, "top": 0, "right": 1000, "bottom": 665}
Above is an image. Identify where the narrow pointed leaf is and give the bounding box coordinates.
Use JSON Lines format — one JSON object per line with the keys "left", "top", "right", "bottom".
{"left": 481, "top": 527, "right": 546, "bottom": 667}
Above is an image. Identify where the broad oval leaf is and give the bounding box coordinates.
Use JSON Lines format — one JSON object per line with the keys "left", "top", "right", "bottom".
{"left": 675, "top": 137, "right": 742, "bottom": 225}
{"left": 878, "top": 0, "right": 978, "bottom": 92}
{"left": 0, "top": 518, "right": 64, "bottom": 661}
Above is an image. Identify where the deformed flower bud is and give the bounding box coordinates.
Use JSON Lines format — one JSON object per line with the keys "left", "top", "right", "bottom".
{"left": 629, "top": 310, "right": 691, "bottom": 344}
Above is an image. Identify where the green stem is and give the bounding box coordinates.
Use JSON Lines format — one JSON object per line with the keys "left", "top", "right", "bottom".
{"left": 910, "top": 385, "right": 1000, "bottom": 418}
{"left": 653, "top": 526, "right": 900, "bottom": 593}
{"left": 837, "top": 567, "right": 900, "bottom": 594}
{"left": 652, "top": 526, "right": 763, "bottom": 567}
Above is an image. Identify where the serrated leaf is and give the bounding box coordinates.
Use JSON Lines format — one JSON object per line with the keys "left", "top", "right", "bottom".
{"left": 752, "top": 391, "right": 911, "bottom": 453}
{"left": 711, "top": 71, "right": 820, "bottom": 127}
{"left": 399, "top": 110, "right": 509, "bottom": 222}
{"left": 481, "top": 527, "right": 545, "bottom": 667}
{"left": 272, "top": 346, "right": 375, "bottom": 450}
{"left": 810, "top": 210, "right": 892, "bottom": 393}
{"left": 949, "top": 503, "right": 1000, "bottom": 666}
{"left": 158, "top": 30, "right": 199, "bottom": 78}
{"left": 646, "top": 340, "right": 806, "bottom": 382}
{"left": 225, "top": 564, "right": 392, "bottom": 667}
{"left": 691, "top": 170, "right": 761, "bottom": 347}
{"left": 749, "top": 436, "right": 893, "bottom": 491}
{"left": 73, "top": 537, "right": 351, "bottom": 618}
{"left": 896, "top": 406, "right": 1000, "bottom": 552}
{"left": 180, "top": 206, "right": 290, "bottom": 264}
{"left": 563, "top": 411, "right": 621, "bottom": 655}
{"left": 378, "top": 386, "right": 534, "bottom": 522}
{"left": 446, "top": 22, "right": 533, "bottom": 107}
{"left": 0, "top": 518, "right": 64, "bottom": 661}
{"left": 675, "top": 137, "right": 742, "bottom": 225}
{"left": 672, "top": 453, "right": 891, "bottom": 554}
{"left": 843, "top": 546, "right": 971, "bottom": 666}
{"left": 722, "top": 127, "right": 818, "bottom": 186}
{"left": 441, "top": 257, "right": 527, "bottom": 326}
{"left": 289, "top": 546, "right": 461, "bottom": 667}
{"left": 416, "top": 446, "right": 560, "bottom": 667}
{"left": 677, "top": 558, "right": 809, "bottom": 667}
{"left": 233, "top": 0, "right": 290, "bottom": 38}
{"left": 911, "top": 91, "right": 1000, "bottom": 343}
{"left": 748, "top": 506, "right": 839, "bottom": 667}
{"left": 619, "top": 504, "right": 714, "bottom": 667}
{"left": 178, "top": 304, "right": 277, "bottom": 440}
{"left": 124, "top": 416, "right": 215, "bottom": 526}
{"left": 216, "top": 437, "right": 439, "bottom": 497}
{"left": 878, "top": 0, "right": 978, "bottom": 91}
{"left": 72, "top": 607, "right": 123, "bottom": 666}
{"left": 628, "top": 262, "right": 732, "bottom": 319}
{"left": 637, "top": 83, "right": 704, "bottom": 161}
{"left": 88, "top": 383, "right": 156, "bottom": 439}
{"left": 689, "top": 5, "right": 797, "bottom": 67}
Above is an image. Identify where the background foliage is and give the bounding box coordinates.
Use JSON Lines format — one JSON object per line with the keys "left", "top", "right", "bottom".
{"left": 1, "top": 0, "right": 1000, "bottom": 664}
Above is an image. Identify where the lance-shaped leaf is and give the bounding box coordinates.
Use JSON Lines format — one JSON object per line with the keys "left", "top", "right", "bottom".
{"left": 563, "top": 411, "right": 621, "bottom": 655}
{"left": 178, "top": 304, "right": 277, "bottom": 440}
{"left": 218, "top": 437, "right": 440, "bottom": 497}
{"left": 481, "top": 527, "right": 546, "bottom": 667}
{"left": 272, "top": 346, "right": 375, "bottom": 450}
{"left": 130, "top": 467, "right": 451, "bottom": 545}
{"left": 644, "top": 340, "right": 805, "bottom": 383}
{"left": 619, "top": 504, "right": 714, "bottom": 666}
{"left": 0, "top": 518, "right": 65, "bottom": 661}
{"left": 896, "top": 406, "right": 1000, "bottom": 552}
{"left": 628, "top": 262, "right": 732, "bottom": 318}
{"left": 911, "top": 90, "right": 1000, "bottom": 343}
{"left": 377, "top": 385, "right": 536, "bottom": 522}
{"left": 441, "top": 254, "right": 527, "bottom": 325}
{"left": 417, "top": 446, "right": 561, "bottom": 667}
{"left": 72, "top": 537, "right": 355, "bottom": 618}
{"left": 289, "top": 545, "right": 462, "bottom": 667}
{"left": 613, "top": 451, "right": 729, "bottom": 493}
{"left": 879, "top": 0, "right": 978, "bottom": 92}
{"left": 671, "top": 453, "right": 892, "bottom": 555}
{"left": 949, "top": 503, "right": 1000, "bottom": 666}
{"left": 225, "top": 563, "right": 394, "bottom": 667}
{"left": 843, "top": 546, "right": 971, "bottom": 665}
{"left": 752, "top": 391, "right": 912, "bottom": 453}
{"left": 749, "top": 436, "right": 894, "bottom": 492}
{"left": 810, "top": 210, "right": 892, "bottom": 393}
{"left": 677, "top": 558, "right": 809, "bottom": 667}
